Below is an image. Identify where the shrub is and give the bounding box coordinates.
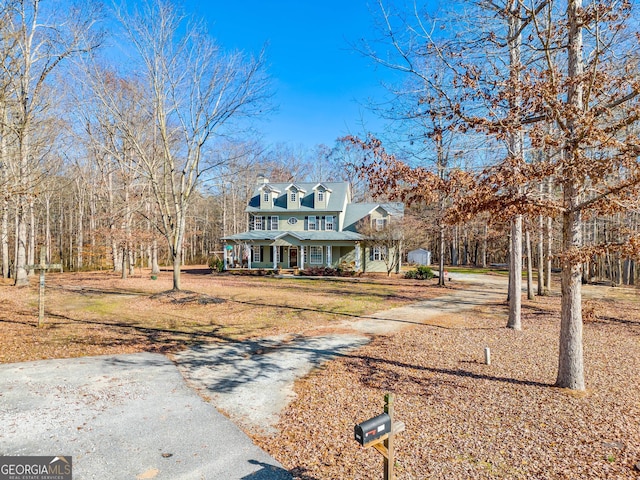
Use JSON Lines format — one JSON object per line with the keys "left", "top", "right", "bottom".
{"left": 405, "top": 265, "right": 434, "bottom": 280}
{"left": 208, "top": 257, "right": 225, "bottom": 273}
{"left": 299, "top": 262, "right": 358, "bottom": 277}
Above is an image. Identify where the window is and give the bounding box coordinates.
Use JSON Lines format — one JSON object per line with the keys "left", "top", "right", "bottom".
{"left": 254, "top": 216, "right": 263, "bottom": 230}
{"left": 318, "top": 191, "right": 324, "bottom": 202}
{"left": 252, "top": 246, "right": 261, "bottom": 262}
{"left": 270, "top": 216, "right": 279, "bottom": 230}
{"left": 309, "top": 246, "right": 323, "bottom": 264}
{"left": 371, "top": 245, "right": 387, "bottom": 261}
{"left": 375, "top": 218, "right": 387, "bottom": 231}
{"left": 325, "top": 215, "right": 334, "bottom": 231}
{"left": 308, "top": 216, "right": 317, "bottom": 231}
{"left": 290, "top": 192, "right": 297, "bottom": 203}
{"left": 287, "top": 217, "right": 298, "bottom": 225}
{"left": 263, "top": 192, "right": 269, "bottom": 202}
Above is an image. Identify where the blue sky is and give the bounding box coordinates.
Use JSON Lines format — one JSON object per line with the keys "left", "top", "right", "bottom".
{"left": 182, "top": 1, "right": 400, "bottom": 149}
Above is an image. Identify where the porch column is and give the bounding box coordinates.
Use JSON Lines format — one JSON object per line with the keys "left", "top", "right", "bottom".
{"left": 355, "top": 242, "right": 361, "bottom": 271}
{"left": 223, "top": 245, "right": 228, "bottom": 270}
{"left": 326, "top": 245, "right": 332, "bottom": 267}
{"left": 273, "top": 245, "right": 277, "bottom": 269}
{"left": 246, "top": 244, "right": 252, "bottom": 269}
{"left": 300, "top": 245, "right": 305, "bottom": 270}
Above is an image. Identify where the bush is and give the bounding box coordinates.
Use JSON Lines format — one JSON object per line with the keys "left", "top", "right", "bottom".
{"left": 405, "top": 265, "right": 434, "bottom": 280}
{"left": 208, "top": 257, "right": 225, "bottom": 273}
{"left": 299, "top": 262, "right": 358, "bottom": 277}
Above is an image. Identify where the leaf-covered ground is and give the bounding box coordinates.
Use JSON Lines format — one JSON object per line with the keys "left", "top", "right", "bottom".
{"left": 1, "top": 269, "right": 638, "bottom": 478}
{"left": 258, "top": 293, "right": 640, "bottom": 479}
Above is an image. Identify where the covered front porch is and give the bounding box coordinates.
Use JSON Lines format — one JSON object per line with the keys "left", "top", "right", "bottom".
{"left": 223, "top": 232, "right": 363, "bottom": 272}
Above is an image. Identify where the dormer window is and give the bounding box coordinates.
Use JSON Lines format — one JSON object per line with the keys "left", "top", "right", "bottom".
{"left": 313, "top": 183, "right": 331, "bottom": 206}
{"left": 290, "top": 192, "right": 297, "bottom": 203}
{"left": 263, "top": 192, "right": 269, "bottom": 202}
{"left": 375, "top": 218, "right": 387, "bottom": 230}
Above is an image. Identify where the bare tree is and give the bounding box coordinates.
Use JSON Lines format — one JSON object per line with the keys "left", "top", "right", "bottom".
{"left": 3, "top": 0, "right": 100, "bottom": 285}
{"left": 104, "top": 0, "right": 269, "bottom": 290}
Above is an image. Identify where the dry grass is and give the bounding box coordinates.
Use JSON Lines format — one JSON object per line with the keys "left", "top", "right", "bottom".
{"left": 260, "top": 287, "right": 640, "bottom": 479}
{"left": 0, "top": 267, "right": 443, "bottom": 364}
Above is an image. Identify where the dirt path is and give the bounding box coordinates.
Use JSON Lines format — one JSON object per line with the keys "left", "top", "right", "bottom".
{"left": 173, "top": 273, "right": 508, "bottom": 433}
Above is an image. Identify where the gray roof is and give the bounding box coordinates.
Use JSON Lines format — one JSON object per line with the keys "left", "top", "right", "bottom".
{"left": 247, "top": 181, "right": 350, "bottom": 213}
{"left": 343, "top": 202, "right": 405, "bottom": 232}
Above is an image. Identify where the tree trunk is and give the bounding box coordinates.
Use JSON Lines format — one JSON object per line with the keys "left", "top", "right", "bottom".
{"left": 89, "top": 188, "right": 96, "bottom": 268}
{"left": 557, "top": 182, "right": 584, "bottom": 390}
{"left": 171, "top": 214, "right": 187, "bottom": 290}
{"left": 77, "top": 190, "right": 84, "bottom": 270}
{"left": 537, "top": 213, "right": 544, "bottom": 295}
{"left": 545, "top": 214, "right": 552, "bottom": 292}
{"left": 0, "top": 109, "right": 8, "bottom": 278}
{"left": 45, "top": 194, "right": 51, "bottom": 264}
{"left": 506, "top": 3, "right": 523, "bottom": 330}
{"left": 151, "top": 238, "right": 160, "bottom": 274}
{"left": 438, "top": 220, "right": 446, "bottom": 286}
{"left": 1, "top": 196, "right": 8, "bottom": 279}
{"left": 451, "top": 225, "right": 458, "bottom": 266}
{"left": 507, "top": 216, "right": 522, "bottom": 330}
{"left": 526, "top": 229, "right": 534, "bottom": 300}
{"left": 15, "top": 201, "right": 28, "bottom": 286}
{"left": 482, "top": 223, "right": 488, "bottom": 268}
{"left": 556, "top": 0, "right": 585, "bottom": 391}
{"left": 121, "top": 247, "right": 127, "bottom": 279}
{"left": 172, "top": 246, "right": 181, "bottom": 290}
{"left": 27, "top": 198, "right": 35, "bottom": 275}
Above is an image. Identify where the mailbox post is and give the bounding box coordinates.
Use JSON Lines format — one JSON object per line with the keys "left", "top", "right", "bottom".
{"left": 354, "top": 393, "right": 405, "bottom": 480}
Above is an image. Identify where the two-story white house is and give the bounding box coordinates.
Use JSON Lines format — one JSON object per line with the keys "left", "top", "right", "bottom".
{"left": 222, "top": 179, "right": 404, "bottom": 273}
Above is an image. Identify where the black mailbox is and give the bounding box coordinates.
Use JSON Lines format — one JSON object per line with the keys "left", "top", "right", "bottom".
{"left": 354, "top": 413, "right": 391, "bottom": 446}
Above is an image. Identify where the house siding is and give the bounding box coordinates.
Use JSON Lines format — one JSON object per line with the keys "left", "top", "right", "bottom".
{"left": 223, "top": 180, "right": 404, "bottom": 273}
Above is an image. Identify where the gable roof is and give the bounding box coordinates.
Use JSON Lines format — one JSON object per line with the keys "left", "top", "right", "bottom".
{"left": 312, "top": 183, "right": 332, "bottom": 192}
{"left": 342, "top": 202, "right": 405, "bottom": 232}
{"left": 258, "top": 184, "right": 281, "bottom": 194}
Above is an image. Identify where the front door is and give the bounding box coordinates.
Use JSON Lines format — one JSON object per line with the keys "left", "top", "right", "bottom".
{"left": 289, "top": 247, "right": 298, "bottom": 268}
